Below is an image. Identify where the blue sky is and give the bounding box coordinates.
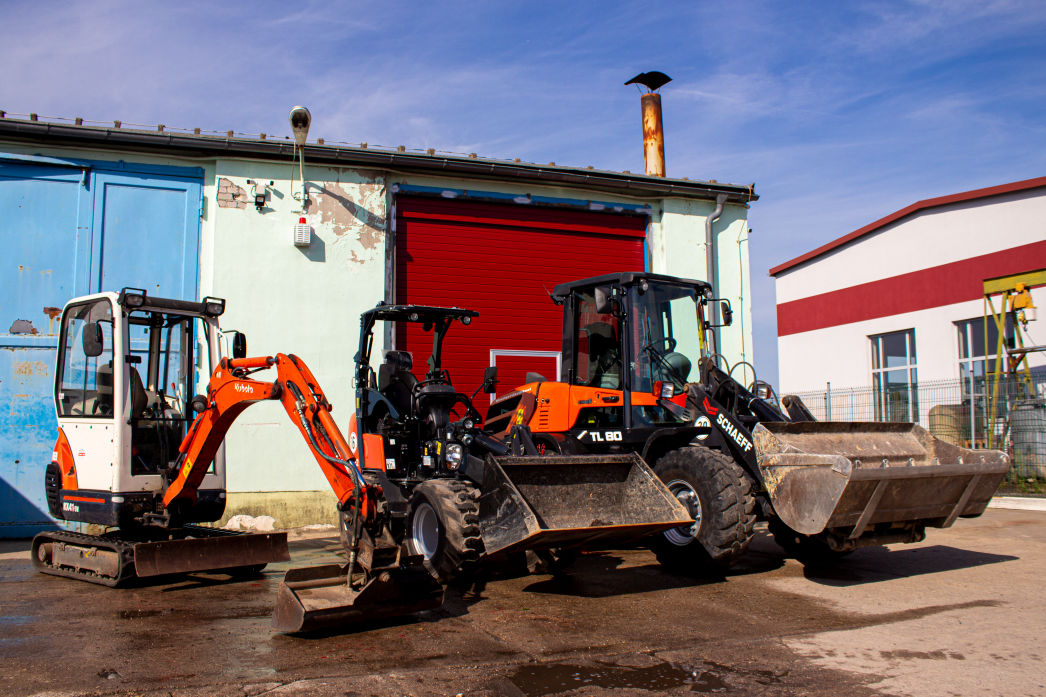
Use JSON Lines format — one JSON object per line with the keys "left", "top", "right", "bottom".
{"left": 3, "top": 1, "right": 1045, "bottom": 386}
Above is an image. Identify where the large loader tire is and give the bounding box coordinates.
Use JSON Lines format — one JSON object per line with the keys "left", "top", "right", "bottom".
{"left": 767, "top": 518, "right": 852, "bottom": 564}
{"left": 650, "top": 446, "right": 756, "bottom": 573}
{"left": 406, "top": 479, "right": 484, "bottom": 583}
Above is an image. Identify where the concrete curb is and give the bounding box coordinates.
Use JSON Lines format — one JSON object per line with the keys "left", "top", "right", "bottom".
{"left": 988, "top": 496, "right": 1046, "bottom": 511}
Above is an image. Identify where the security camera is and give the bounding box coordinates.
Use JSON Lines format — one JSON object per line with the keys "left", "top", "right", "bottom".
{"left": 289, "top": 106, "right": 311, "bottom": 146}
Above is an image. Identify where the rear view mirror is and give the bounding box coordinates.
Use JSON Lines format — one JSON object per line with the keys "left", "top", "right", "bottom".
{"left": 82, "top": 322, "right": 104, "bottom": 358}
{"left": 720, "top": 300, "right": 733, "bottom": 326}
{"left": 482, "top": 365, "right": 498, "bottom": 394}
{"left": 594, "top": 287, "right": 611, "bottom": 314}
{"left": 231, "top": 332, "right": 247, "bottom": 359}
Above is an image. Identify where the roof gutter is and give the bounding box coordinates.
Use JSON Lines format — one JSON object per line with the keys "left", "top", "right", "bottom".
{"left": 0, "top": 118, "right": 757, "bottom": 205}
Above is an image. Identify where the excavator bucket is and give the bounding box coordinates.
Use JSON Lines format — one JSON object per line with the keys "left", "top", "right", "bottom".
{"left": 478, "top": 453, "right": 693, "bottom": 556}
{"left": 753, "top": 422, "right": 1010, "bottom": 538}
{"left": 272, "top": 556, "right": 444, "bottom": 633}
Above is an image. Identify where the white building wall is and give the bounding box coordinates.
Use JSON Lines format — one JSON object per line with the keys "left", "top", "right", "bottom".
{"left": 776, "top": 191, "right": 1046, "bottom": 304}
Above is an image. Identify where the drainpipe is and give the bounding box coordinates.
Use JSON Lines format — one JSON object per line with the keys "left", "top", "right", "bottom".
{"left": 706, "top": 193, "right": 728, "bottom": 323}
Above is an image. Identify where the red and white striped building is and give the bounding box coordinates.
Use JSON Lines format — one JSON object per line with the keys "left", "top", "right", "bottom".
{"left": 770, "top": 176, "right": 1046, "bottom": 420}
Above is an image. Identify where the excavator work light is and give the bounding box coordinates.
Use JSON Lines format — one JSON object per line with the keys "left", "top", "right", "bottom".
{"left": 119, "top": 288, "right": 147, "bottom": 308}
{"left": 202, "top": 297, "right": 226, "bottom": 317}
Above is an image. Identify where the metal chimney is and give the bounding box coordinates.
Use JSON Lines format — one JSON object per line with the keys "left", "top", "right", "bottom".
{"left": 626, "top": 72, "right": 672, "bottom": 177}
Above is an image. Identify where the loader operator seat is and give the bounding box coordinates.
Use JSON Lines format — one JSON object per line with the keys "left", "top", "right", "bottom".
{"left": 585, "top": 322, "right": 621, "bottom": 389}
{"left": 663, "top": 352, "right": 692, "bottom": 382}
{"left": 378, "top": 350, "right": 417, "bottom": 418}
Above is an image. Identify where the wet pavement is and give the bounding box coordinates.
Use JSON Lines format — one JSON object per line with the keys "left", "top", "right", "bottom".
{"left": 1, "top": 508, "right": 1043, "bottom": 697}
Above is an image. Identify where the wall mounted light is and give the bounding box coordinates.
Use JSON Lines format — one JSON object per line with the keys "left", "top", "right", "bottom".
{"left": 289, "top": 106, "right": 311, "bottom": 210}
{"left": 246, "top": 179, "right": 273, "bottom": 211}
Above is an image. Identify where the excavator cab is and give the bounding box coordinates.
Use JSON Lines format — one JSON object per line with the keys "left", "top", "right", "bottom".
{"left": 47, "top": 289, "right": 229, "bottom": 527}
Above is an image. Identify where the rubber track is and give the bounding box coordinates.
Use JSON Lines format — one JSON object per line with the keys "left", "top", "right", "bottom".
{"left": 651, "top": 446, "right": 757, "bottom": 571}
{"left": 31, "top": 526, "right": 252, "bottom": 587}
{"left": 32, "top": 529, "right": 137, "bottom": 587}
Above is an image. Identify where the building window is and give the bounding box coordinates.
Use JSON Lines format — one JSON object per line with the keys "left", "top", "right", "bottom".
{"left": 870, "top": 329, "right": 917, "bottom": 422}
{"left": 955, "top": 317, "right": 1006, "bottom": 446}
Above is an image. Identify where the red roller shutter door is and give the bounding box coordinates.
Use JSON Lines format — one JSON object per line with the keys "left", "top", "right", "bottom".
{"left": 394, "top": 196, "right": 646, "bottom": 397}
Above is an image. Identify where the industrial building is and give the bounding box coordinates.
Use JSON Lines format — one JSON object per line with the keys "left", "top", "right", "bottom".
{"left": 771, "top": 176, "right": 1046, "bottom": 458}
{"left": 0, "top": 112, "right": 757, "bottom": 535}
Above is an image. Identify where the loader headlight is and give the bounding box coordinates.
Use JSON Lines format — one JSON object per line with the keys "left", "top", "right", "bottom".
{"left": 445, "top": 443, "right": 464, "bottom": 470}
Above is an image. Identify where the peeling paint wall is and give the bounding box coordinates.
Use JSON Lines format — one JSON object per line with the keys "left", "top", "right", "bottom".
{"left": 199, "top": 161, "right": 389, "bottom": 493}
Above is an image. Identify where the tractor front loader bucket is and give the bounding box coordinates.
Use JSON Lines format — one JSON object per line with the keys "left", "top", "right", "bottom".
{"left": 478, "top": 453, "right": 693, "bottom": 556}
{"left": 754, "top": 422, "right": 1010, "bottom": 540}
{"left": 132, "top": 528, "right": 290, "bottom": 578}
{"left": 272, "top": 555, "right": 444, "bottom": 633}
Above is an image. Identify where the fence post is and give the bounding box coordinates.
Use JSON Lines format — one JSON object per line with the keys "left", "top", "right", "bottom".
{"left": 826, "top": 381, "right": 832, "bottom": 420}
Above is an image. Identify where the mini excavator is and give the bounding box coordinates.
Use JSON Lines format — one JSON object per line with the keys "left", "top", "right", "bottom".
{"left": 33, "top": 289, "right": 441, "bottom": 632}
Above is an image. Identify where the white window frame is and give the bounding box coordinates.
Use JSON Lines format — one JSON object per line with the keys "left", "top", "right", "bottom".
{"left": 870, "top": 329, "right": 918, "bottom": 422}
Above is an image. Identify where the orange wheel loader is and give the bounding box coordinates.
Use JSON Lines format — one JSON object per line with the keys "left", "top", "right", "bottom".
{"left": 487, "top": 273, "right": 1012, "bottom": 571}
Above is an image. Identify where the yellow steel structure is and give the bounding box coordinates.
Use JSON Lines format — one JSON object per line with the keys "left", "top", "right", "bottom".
{"left": 983, "top": 268, "right": 1046, "bottom": 449}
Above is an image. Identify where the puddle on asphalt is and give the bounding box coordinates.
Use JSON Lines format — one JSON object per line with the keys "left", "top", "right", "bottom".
{"left": 508, "top": 660, "right": 726, "bottom": 695}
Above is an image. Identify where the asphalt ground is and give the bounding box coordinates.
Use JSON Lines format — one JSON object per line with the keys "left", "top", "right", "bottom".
{"left": 1, "top": 508, "right": 1043, "bottom": 697}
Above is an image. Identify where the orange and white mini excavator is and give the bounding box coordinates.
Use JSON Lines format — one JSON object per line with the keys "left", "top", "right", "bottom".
{"left": 33, "top": 289, "right": 442, "bottom": 632}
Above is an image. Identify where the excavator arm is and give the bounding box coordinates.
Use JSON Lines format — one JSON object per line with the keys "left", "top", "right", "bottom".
{"left": 163, "top": 353, "right": 371, "bottom": 518}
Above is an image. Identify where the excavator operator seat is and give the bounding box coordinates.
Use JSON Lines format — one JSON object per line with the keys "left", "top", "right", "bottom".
{"left": 378, "top": 350, "right": 417, "bottom": 418}
{"left": 129, "top": 366, "right": 149, "bottom": 418}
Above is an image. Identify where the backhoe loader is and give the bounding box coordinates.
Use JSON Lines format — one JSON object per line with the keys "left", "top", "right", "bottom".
{"left": 344, "top": 303, "right": 692, "bottom": 580}
{"left": 33, "top": 289, "right": 441, "bottom": 633}
{"left": 487, "top": 272, "right": 1011, "bottom": 570}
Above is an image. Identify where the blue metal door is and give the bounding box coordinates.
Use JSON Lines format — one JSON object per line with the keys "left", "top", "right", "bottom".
{"left": 0, "top": 157, "right": 201, "bottom": 537}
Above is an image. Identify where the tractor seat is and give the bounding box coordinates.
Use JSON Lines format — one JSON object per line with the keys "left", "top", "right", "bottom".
{"left": 378, "top": 350, "right": 417, "bottom": 417}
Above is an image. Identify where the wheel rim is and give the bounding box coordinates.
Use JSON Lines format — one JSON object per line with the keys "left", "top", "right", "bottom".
{"left": 664, "top": 478, "right": 701, "bottom": 546}
{"left": 411, "top": 501, "right": 441, "bottom": 560}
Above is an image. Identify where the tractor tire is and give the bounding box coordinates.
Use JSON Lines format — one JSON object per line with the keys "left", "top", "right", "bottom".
{"left": 406, "top": 479, "right": 484, "bottom": 583}
{"left": 650, "top": 446, "right": 756, "bottom": 573}
{"left": 767, "top": 518, "right": 853, "bottom": 565}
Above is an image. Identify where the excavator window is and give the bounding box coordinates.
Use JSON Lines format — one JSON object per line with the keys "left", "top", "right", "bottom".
{"left": 126, "top": 310, "right": 197, "bottom": 475}
{"left": 55, "top": 299, "right": 115, "bottom": 418}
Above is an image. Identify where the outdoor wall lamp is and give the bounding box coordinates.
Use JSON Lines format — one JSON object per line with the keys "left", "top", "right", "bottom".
{"left": 290, "top": 105, "right": 311, "bottom": 210}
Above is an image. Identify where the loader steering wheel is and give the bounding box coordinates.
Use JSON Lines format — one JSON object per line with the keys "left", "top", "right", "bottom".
{"left": 643, "top": 337, "right": 677, "bottom": 355}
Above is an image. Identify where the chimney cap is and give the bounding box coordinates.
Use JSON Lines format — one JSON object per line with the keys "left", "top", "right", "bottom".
{"left": 625, "top": 71, "right": 672, "bottom": 92}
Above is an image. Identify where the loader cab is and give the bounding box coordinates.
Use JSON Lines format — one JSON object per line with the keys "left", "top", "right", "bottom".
{"left": 491, "top": 272, "right": 733, "bottom": 447}
{"left": 52, "top": 289, "right": 227, "bottom": 525}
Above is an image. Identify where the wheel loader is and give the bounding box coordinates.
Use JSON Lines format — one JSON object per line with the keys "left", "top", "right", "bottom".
{"left": 486, "top": 272, "right": 1011, "bottom": 570}
{"left": 34, "top": 289, "right": 442, "bottom": 633}
{"left": 344, "top": 302, "right": 693, "bottom": 580}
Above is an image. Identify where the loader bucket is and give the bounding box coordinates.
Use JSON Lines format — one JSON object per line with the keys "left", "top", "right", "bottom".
{"left": 753, "top": 422, "right": 1010, "bottom": 538}
{"left": 478, "top": 453, "right": 693, "bottom": 556}
{"left": 272, "top": 558, "right": 444, "bottom": 633}
{"left": 133, "top": 530, "right": 290, "bottom": 577}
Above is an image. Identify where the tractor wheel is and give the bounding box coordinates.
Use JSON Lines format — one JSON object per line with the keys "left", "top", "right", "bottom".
{"left": 767, "top": 518, "right": 853, "bottom": 564}
{"left": 406, "top": 479, "right": 484, "bottom": 583}
{"left": 650, "top": 446, "right": 756, "bottom": 573}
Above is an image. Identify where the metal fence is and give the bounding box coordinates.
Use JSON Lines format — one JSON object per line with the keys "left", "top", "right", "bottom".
{"left": 787, "top": 375, "right": 1046, "bottom": 496}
